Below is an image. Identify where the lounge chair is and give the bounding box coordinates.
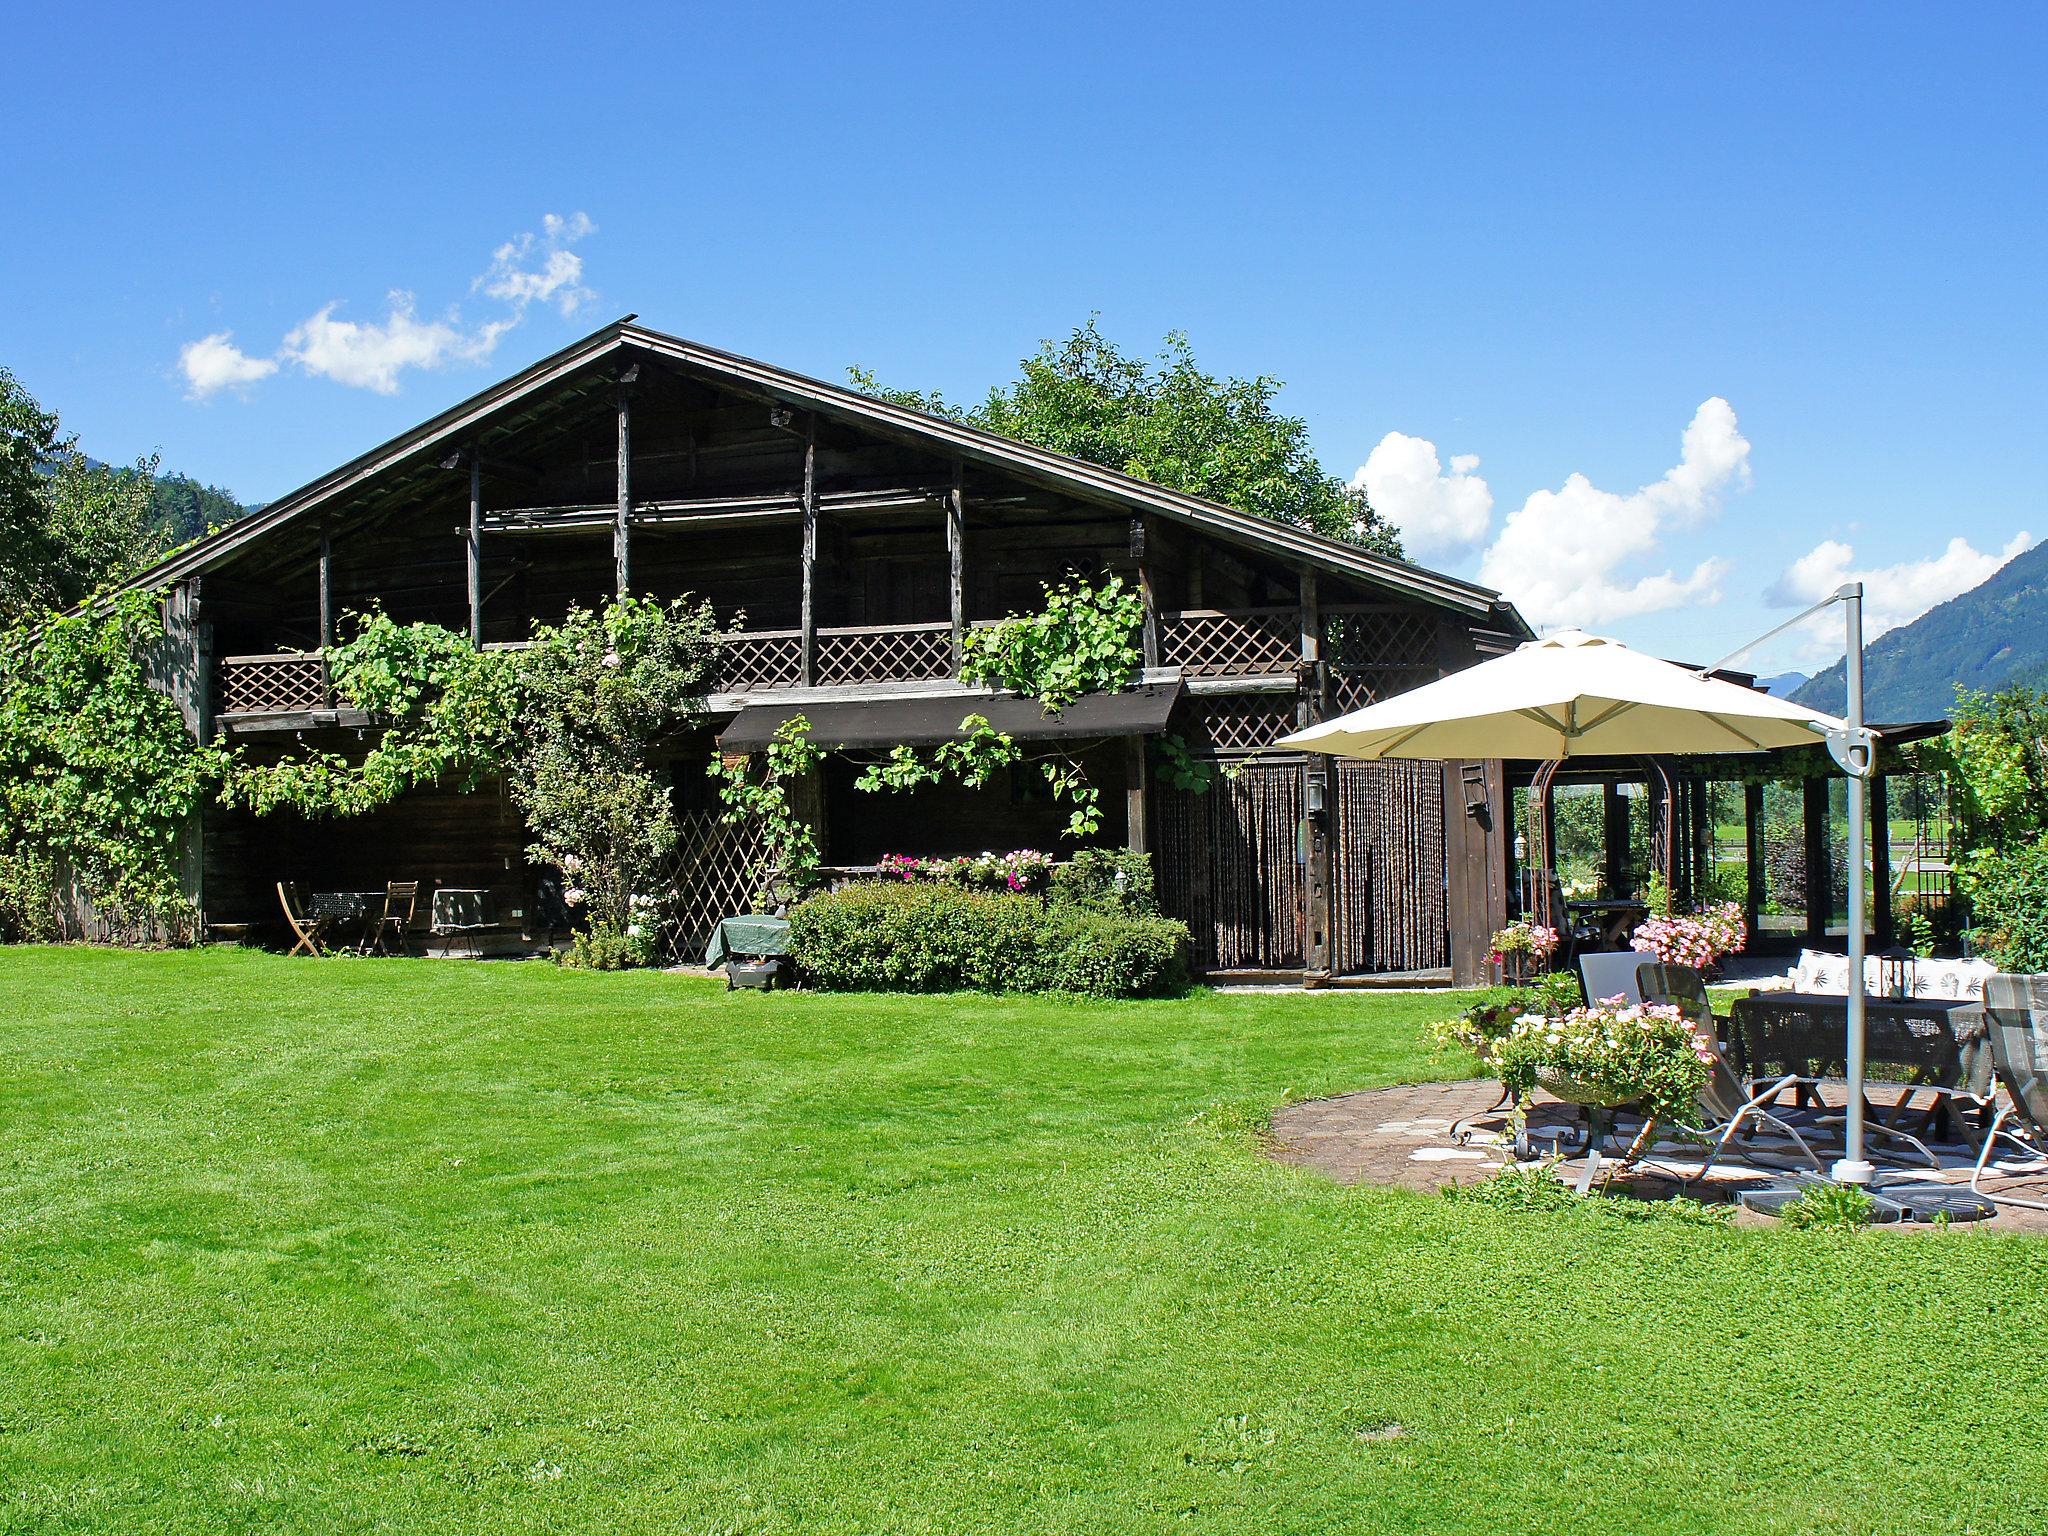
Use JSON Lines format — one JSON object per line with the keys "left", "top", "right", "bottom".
{"left": 1637, "top": 962, "right": 1824, "bottom": 1182}
{"left": 1968, "top": 975, "right": 2048, "bottom": 1211}
{"left": 1579, "top": 949, "right": 1651, "bottom": 1006}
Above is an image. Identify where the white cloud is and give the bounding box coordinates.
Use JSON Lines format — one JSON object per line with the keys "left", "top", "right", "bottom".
{"left": 178, "top": 332, "right": 279, "bottom": 398}
{"left": 282, "top": 292, "right": 507, "bottom": 395}
{"left": 476, "top": 210, "right": 597, "bottom": 315}
{"left": 1477, "top": 397, "right": 1752, "bottom": 629}
{"left": 1350, "top": 432, "right": 1493, "bottom": 556}
{"left": 177, "top": 211, "right": 597, "bottom": 399}
{"left": 1767, "top": 530, "right": 2035, "bottom": 661}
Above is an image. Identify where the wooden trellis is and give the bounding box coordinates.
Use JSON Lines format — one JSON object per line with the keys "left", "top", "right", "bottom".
{"left": 651, "top": 810, "right": 765, "bottom": 963}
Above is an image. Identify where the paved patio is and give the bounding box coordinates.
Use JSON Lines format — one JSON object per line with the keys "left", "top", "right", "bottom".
{"left": 1267, "top": 1077, "right": 2048, "bottom": 1231}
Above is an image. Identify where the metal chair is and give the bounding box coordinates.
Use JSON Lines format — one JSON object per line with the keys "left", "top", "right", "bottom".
{"left": 276, "top": 881, "right": 321, "bottom": 957}
{"left": 1969, "top": 974, "right": 2048, "bottom": 1210}
{"left": 366, "top": 881, "right": 419, "bottom": 956}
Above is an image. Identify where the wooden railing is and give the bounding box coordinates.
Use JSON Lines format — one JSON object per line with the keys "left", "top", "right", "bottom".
{"left": 219, "top": 653, "right": 328, "bottom": 715}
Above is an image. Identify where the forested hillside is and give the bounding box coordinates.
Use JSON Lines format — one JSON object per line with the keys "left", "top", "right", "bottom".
{"left": 1794, "top": 539, "right": 2048, "bottom": 719}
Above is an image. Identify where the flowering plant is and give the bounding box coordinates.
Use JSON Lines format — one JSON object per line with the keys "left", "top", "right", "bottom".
{"left": 1434, "top": 971, "right": 1582, "bottom": 1058}
{"left": 1631, "top": 901, "right": 1746, "bottom": 971}
{"left": 898, "top": 849, "right": 1055, "bottom": 893}
{"left": 1492, "top": 999, "right": 1716, "bottom": 1129}
{"left": 1487, "top": 918, "right": 1560, "bottom": 968}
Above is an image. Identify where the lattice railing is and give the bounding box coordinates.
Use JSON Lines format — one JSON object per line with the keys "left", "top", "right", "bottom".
{"left": 652, "top": 810, "right": 766, "bottom": 964}
{"left": 1160, "top": 608, "right": 1301, "bottom": 676}
{"left": 1178, "top": 695, "right": 1301, "bottom": 755}
{"left": 219, "top": 653, "right": 328, "bottom": 714}
{"left": 717, "top": 630, "right": 804, "bottom": 691}
{"left": 817, "top": 622, "right": 953, "bottom": 686}
{"left": 715, "top": 622, "right": 955, "bottom": 690}
{"left": 1322, "top": 607, "right": 1440, "bottom": 716}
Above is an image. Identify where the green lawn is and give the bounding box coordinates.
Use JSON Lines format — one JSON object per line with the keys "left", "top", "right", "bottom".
{"left": 4, "top": 948, "right": 2047, "bottom": 1534}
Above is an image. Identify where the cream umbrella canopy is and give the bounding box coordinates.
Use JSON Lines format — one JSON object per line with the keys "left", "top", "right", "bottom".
{"left": 1277, "top": 629, "right": 1851, "bottom": 761}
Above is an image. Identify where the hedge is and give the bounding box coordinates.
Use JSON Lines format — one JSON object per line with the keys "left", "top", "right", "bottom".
{"left": 788, "top": 880, "right": 1189, "bottom": 998}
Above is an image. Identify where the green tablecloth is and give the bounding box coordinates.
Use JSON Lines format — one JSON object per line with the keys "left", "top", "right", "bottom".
{"left": 703, "top": 914, "right": 792, "bottom": 969}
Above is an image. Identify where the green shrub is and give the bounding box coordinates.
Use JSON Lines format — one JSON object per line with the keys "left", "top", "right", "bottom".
{"left": 0, "top": 848, "right": 58, "bottom": 943}
{"left": 1047, "top": 847, "right": 1157, "bottom": 916}
{"left": 789, "top": 880, "right": 1188, "bottom": 998}
{"left": 1041, "top": 908, "right": 1189, "bottom": 998}
{"left": 1958, "top": 832, "right": 2048, "bottom": 972}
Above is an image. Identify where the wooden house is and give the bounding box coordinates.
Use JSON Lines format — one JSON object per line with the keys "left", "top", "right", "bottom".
{"left": 125, "top": 319, "right": 1532, "bottom": 981}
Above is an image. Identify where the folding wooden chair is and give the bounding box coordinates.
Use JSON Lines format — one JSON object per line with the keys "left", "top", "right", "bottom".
{"left": 366, "top": 881, "right": 420, "bottom": 956}
{"left": 277, "top": 881, "right": 322, "bottom": 957}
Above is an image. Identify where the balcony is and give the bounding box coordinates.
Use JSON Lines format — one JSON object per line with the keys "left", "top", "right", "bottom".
{"left": 213, "top": 606, "right": 1410, "bottom": 722}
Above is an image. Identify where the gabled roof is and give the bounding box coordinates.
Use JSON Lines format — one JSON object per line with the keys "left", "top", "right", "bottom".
{"left": 123, "top": 317, "right": 1531, "bottom": 627}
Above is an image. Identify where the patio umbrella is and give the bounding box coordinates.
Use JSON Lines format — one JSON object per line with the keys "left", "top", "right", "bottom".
{"left": 1277, "top": 626, "right": 1882, "bottom": 1183}
{"left": 1278, "top": 629, "right": 1849, "bottom": 760}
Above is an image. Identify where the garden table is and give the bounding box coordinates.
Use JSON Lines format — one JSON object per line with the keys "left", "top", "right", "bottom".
{"left": 307, "top": 890, "right": 388, "bottom": 953}
{"left": 1729, "top": 991, "right": 1991, "bottom": 1146}
{"left": 430, "top": 888, "right": 497, "bottom": 956}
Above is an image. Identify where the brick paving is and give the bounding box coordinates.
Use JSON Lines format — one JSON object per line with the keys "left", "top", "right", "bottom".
{"left": 1267, "top": 1077, "right": 2048, "bottom": 1231}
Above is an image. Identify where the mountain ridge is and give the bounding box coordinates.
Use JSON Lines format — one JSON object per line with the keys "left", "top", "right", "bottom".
{"left": 1793, "top": 539, "right": 2048, "bottom": 720}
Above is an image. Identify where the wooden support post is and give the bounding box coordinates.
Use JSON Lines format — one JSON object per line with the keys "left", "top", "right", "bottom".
{"left": 1804, "top": 775, "right": 1831, "bottom": 942}
{"left": 1744, "top": 781, "right": 1766, "bottom": 938}
{"left": 317, "top": 522, "right": 334, "bottom": 706}
{"left": 1297, "top": 568, "right": 1320, "bottom": 727}
{"left": 946, "top": 461, "right": 965, "bottom": 670}
{"left": 1133, "top": 516, "right": 1159, "bottom": 669}
{"left": 1602, "top": 781, "right": 1630, "bottom": 897}
{"left": 799, "top": 418, "right": 818, "bottom": 686}
{"left": 1124, "top": 736, "right": 1148, "bottom": 855}
{"left": 466, "top": 450, "right": 482, "bottom": 645}
{"left": 614, "top": 386, "right": 633, "bottom": 598}
{"left": 1870, "top": 773, "right": 1893, "bottom": 949}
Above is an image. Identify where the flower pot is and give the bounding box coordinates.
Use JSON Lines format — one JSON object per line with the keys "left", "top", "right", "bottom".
{"left": 1535, "top": 1072, "right": 1646, "bottom": 1110}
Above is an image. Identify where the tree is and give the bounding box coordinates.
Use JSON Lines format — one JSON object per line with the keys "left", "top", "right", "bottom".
{"left": 0, "top": 367, "right": 169, "bottom": 625}
{"left": 850, "top": 320, "right": 1403, "bottom": 557}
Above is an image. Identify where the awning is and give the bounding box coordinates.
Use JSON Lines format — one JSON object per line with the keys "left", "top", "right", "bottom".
{"left": 716, "top": 682, "right": 1183, "bottom": 752}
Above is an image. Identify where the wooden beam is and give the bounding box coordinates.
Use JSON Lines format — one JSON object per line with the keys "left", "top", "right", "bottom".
{"left": 1744, "top": 781, "right": 1766, "bottom": 938}
{"left": 614, "top": 382, "right": 633, "bottom": 597}
{"left": 1870, "top": 773, "right": 1893, "bottom": 949}
{"left": 1602, "top": 781, "right": 1630, "bottom": 897}
{"left": 466, "top": 449, "right": 482, "bottom": 645}
{"left": 799, "top": 418, "right": 818, "bottom": 686}
{"left": 1297, "top": 568, "right": 1320, "bottom": 728}
{"left": 1804, "top": 776, "right": 1831, "bottom": 942}
{"left": 1133, "top": 516, "right": 1159, "bottom": 669}
{"left": 947, "top": 461, "right": 966, "bottom": 670}
{"left": 1124, "top": 736, "right": 1148, "bottom": 856}
{"left": 317, "top": 523, "right": 334, "bottom": 649}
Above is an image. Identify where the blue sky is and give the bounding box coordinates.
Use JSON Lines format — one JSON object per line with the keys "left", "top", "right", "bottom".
{"left": 5, "top": 1, "right": 2042, "bottom": 671}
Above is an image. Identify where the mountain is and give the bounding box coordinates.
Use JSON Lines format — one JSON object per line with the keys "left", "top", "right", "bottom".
{"left": 1757, "top": 671, "right": 1807, "bottom": 699}
{"left": 1793, "top": 539, "right": 2048, "bottom": 720}
{"left": 141, "top": 470, "right": 256, "bottom": 544}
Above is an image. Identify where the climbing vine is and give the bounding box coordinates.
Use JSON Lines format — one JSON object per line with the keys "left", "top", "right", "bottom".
{"left": 0, "top": 590, "right": 229, "bottom": 939}
{"left": 959, "top": 573, "right": 1144, "bottom": 709}
{"left": 864, "top": 573, "right": 1142, "bottom": 837}
{"left": 709, "top": 715, "right": 825, "bottom": 906}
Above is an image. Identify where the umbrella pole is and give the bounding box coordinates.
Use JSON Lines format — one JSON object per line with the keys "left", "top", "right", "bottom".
{"left": 1833, "top": 583, "right": 1875, "bottom": 1186}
